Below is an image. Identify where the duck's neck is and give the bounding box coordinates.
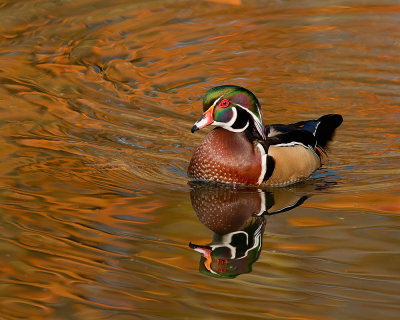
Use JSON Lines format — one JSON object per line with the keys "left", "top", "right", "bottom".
{"left": 244, "top": 124, "right": 266, "bottom": 142}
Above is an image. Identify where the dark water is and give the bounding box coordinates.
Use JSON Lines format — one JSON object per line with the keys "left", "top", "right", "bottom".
{"left": 0, "top": 0, "right": 399, "bottom": 319}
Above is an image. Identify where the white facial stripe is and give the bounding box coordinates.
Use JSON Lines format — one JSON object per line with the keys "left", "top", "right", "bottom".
{"left": 256, "top": 143, "right": 267, "bottom": 185}
{"left": 227, "top": 121, "right": 249, "bottom": 132}
{"left": 211, "top": 227, "right": 263, "bottom": 260}
{"left": 195, "top": 95, "right": 224, "bottom": 129}
{"left": 224, "top": 105, "right": 237, "bottom": 127}
{"left": 211, "top": 240, "right": 238, "bottom": 259}
{"left": 212, "top": 95, "right": 224, "bottom": 108}
{"left": 213, "top": 107, "right": 250, "bottom": 132}
{"left": 236, "top": 103, "right": 266, "bottom": 139}
{"left": 219, "top": 225, "right": 264, "bottom": 261}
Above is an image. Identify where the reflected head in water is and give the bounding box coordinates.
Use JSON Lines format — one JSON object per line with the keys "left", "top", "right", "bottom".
{"left": 189, "top": 182, "right": 311, "bottom": 278}
{"left": 190, "top": 216, "right": 265, "bottom": 279}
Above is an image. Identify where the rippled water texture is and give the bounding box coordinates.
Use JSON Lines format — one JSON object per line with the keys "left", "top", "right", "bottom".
{"left": 1, "top": 0, "right": 399, "bottom": 319}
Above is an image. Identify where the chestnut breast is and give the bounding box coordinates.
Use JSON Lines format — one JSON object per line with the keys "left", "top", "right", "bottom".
{"left": 190, "top": 187, "right": 264, "bottom": 234}
{"left": 188, "top": 128, "right": 263, "bottom": 185}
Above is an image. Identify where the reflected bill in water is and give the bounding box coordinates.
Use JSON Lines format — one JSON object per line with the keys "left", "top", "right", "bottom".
{"left": 189, "top": 182, "right": 324, "bottom": 278}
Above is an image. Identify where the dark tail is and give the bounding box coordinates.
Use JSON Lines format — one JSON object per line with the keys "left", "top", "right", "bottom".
{"left": 314, "top": 114, "right": 343, "bottom": 148}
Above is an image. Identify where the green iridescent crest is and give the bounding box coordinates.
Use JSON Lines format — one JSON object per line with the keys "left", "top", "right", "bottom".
{"left": 203, "top": 85, "right": 266, "bottom": 139}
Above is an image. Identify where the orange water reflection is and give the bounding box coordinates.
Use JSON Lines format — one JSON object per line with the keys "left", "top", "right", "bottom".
{"left": 0, "top": 0, "right": 399, "bottom": 319}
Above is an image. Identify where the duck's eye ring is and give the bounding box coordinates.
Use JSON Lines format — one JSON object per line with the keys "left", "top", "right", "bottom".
{"left": 219, "top": 99, "right": 229, "bottom": 108}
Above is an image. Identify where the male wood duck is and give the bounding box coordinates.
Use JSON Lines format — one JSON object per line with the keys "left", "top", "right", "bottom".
{"left": 188, "top": 185, "right": 310, "bottom": 278}
{"left": 188, "top": 85, "right": 343, "bottom": 186}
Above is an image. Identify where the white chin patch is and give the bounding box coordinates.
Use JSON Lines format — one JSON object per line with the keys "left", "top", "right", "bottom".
{"left": 195, "top": 116, "right": 214, "bottom": 130}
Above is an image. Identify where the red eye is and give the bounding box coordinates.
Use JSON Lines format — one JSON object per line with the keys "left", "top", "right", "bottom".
{"left": 219, "top": 99, "right": 229, "bottom": 108}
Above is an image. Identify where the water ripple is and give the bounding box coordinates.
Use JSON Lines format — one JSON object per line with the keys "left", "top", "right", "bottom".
{"left": 1, "top": 0, "right": 400, "bottom": 319}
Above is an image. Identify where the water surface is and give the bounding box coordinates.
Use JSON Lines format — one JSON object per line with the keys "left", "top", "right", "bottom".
{"left": 0, "top": 0, "right": 399, "bottom": 319}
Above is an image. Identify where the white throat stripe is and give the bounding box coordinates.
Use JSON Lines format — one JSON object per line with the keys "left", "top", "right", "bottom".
{"left": 213, "top": 107, "right": 250, "bottom": 132}
{"left": 236, "top": 103, "right": 266, "bottom": 139}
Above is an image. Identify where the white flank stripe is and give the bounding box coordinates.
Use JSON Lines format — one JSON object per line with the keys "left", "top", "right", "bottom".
{"left": 256, "top": 143, "right": 267, "bottom": 185}
{"left": 257, "top": 189, "right": 266, "bottom": 215}
{"left": 273, "top": 141, "right": 319, "bottom": 158}
{"left": 273, "top": 141, "right": 309, "bottom": 149}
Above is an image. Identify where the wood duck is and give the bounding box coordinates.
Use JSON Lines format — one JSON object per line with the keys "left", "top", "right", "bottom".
{"left": 188, "top": 85, "right": 343, "bottom": 186}
{"left": 188, "top": 184, "right": 311, "bottom": 278}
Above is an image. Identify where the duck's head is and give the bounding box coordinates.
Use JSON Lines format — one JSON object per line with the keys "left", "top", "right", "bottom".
{"left": 191, "top": 85, "right": 266, "bottom": 140}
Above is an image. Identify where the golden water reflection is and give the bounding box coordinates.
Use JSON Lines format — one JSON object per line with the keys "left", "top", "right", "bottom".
{"left": 0, "top": 0, "right": 400, "bottom": 319}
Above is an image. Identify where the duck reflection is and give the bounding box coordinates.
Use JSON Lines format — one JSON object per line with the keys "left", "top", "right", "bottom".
{"left": 189, "top": 182, "right": 311, "bottom": 278}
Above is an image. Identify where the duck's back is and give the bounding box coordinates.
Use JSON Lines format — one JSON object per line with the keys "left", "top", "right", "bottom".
{"left": 263, "top": 113, "right": 343, "bottom": 186}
